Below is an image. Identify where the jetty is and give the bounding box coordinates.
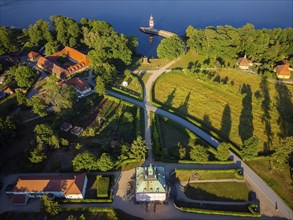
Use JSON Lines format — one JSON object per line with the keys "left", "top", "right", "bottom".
{"left": 139, "top": 15, "right": 177, "bottom": 38}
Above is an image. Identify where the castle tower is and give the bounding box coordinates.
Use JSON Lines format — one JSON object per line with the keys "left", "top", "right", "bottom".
{"left": 149, "top": 15, "right": 154, "bottom": 30}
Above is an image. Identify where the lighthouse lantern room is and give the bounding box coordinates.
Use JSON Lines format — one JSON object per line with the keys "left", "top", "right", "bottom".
{"left": 149, "top": 15, "right": 154, "bottom": 30}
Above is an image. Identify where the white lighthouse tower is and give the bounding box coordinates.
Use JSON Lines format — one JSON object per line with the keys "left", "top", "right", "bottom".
{"left": 149, "top": 15, "right": 154, "bottom": 30}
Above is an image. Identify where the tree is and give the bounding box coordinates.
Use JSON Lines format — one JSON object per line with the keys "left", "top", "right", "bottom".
{"left": 28, "top": 96, "right": 47, "bottom": 117}
{"left": 157, "top": 35, "right": 184, "bottom": 60}
{"left": 129, "top": 136, "right": 148, "bottom": 161}
{"left": 0, "top": 26, "right": 17, "bottom": 55}
{"left": 96, "top": 153, "right": 114, "bottom": 171}
{"left": 34, "top": 124, "right": 60, "bottom": 149}
{"left": 189, "top": 145, "right": 209, "bottom": 162}
{"left": 72, "top": 151, "right": 98, "bottom": 171}
{"left": 13, "top": 66, "right": 37, "bottom": 88}
{"left": 43, "top": 83, "right": 77, "bottom": 113}
{"left": 123, "top": 111, "right": 134, "bottom": 123}
{"left": 270, "top": 137, "right": 293, "bottom": 170}
{"left": 67, "top": 215, "right": 76, "bottom": 220}
{"left": 95, "top": 76, "right": 106, "bottom": 96}
{"left": 28, "top": 142, "right": 46, "bottom": 163}
{"left": 45, "top": 41, "right": 59, "bottom": 55}
{"left": 27, "top": 19, "right": 52, "bottom": 46}
{"left": 177, "top": 143, "right": 186, "bottom": 159}
{"left": 41, "top": 195, "right": 60, "bottom": 216}
{"left": 0, "top": 116, "right": 16, "bottom": 145}
{"left": 51, "top": 16, "right": 81, "bottom": 47}
{"left": 15, "top": 90, "right": 28, "bottom": 106}
{"left": 216, "top": 143, "right": 231, "bottom": 161}
{"left": 241, "top": 136, "right": 259, "bottom": 159}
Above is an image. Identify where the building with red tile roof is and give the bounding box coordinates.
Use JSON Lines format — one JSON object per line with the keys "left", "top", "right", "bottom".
{"left": 237, "top": 55, "right": 253, "bottom": 70}
{"left": 7, "top": 173, "right": 87, "bottom": 205}
{"left": 274, "top": 62, "right": 291, "bottom": 79}
{"left": 28, "top": 51, "right": 41, "bottom": 62}
{"left": 63, "top": 77, "right": 91, "bottom": 98}
{"left": 36, "top": 47, "right": 90, "bottom": 80}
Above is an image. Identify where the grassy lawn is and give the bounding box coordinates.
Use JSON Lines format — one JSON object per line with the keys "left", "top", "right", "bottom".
{"left": 176, "top": 169, "right": 239, "bottom": 182}
{"left": 96, "top": 175, "right": 111, "bottom": 198}
{"left": 121, "top": 161, "right": 143, "bottom": 171}
{"left": 112, "top": 74, "right": 143, "bottom": 99}
{"left": 185, "top": 182, "right": 249, "bottom": 202}
{"left": 140, "top": 72, "right": 152, "bottom": 85}
{"left": 246, "top": 158, "right": 293, "bottom": 209}
{"left": 153, "top": 70, "right": 293, "bottom": 153}
{"left": 170, "top": 50, "right": 210, "bottom": 69}
{"left": 137, "top": 58, "right": 169, "bottom": 70}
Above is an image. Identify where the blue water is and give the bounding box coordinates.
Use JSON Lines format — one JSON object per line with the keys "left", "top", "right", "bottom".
{"left": 0, "top": 0, "right": 292, "bottom": 56}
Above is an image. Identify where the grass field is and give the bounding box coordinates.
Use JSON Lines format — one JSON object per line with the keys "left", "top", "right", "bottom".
{"left": 246, "top": 158, "right": 293, "bottom": 209}
{"left": 185, "top": 182, "right": 249, "bottom": 202}
{"left": 137, "top": 58, "right": 169, "bottom": 70}
{"left": 153, "top": 70, "right": 293, "bottom": 153}
{"left": 96, "top": 175, "right": 111, "bottom": 198}
{"left": 176, "top": 169, "right": 239, "bottom": 182}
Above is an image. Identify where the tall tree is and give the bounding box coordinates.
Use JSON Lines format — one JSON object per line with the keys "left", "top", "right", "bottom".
{"left": 26, "top": 19, "right": 53, "bottom": 46}
{"left": 241, "top": 136, "right": 259, "bottom": 159}
{"left": 270, "top": 137, "right": 293, "bottom": 170}
{"left": 28, "top": 96, "right": 48, "bottom": 117}
{"left": 95, "top": 76, "right": 106, "bottom": 96}
{"left": 72, "top": 151, "right": 98, "bottom": 171}
{"left": 41, "top": 195, "right": 60, "bottom": 216}
{"left": 13, "top": 66, "right": 37, "bottom": 88}
{"left": 216, "top": 143, "right": 231, "bottom": 161}
{"left": 96, "top": 153, "right": 114, "bottom": 171}
{"left": 157, "top": 35, "right": 184, "bottom": 60}
{"left": 0, "top": 26, "right": 18, "bottom": 55}
{"left": 129, "top": 136, "right": 148, "bottom": 161}
{"left": 34, "top": 124, "right": 60, "bottom": 149}
{"left": 28, "top": 142, "right": 46, "bottom": 164}
{"left": 189, "top": 145, "right": 209, "bottom": 162}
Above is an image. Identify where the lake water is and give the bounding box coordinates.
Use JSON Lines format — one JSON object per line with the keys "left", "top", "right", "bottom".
{"left": 0, "top": 0, "right": 292, "bottom": 56}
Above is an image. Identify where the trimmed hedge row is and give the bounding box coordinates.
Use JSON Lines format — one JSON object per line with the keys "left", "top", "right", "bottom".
{"left": 105, "top": 94, "right": 134, "bottom": 107}
{"left": 59, "top": 198, "right": 112, "bottom": 204}
{"left": 110, "top": 86, "right": 143, "bottom": 100}
{"left": 60, "top": 207, "right": 118, "bottom": 219}
{"left": 178, "top": 160, "right": 234, "bottom": 165}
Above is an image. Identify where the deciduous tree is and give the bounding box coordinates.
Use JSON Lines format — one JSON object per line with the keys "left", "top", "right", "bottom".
{"left": 13, "top": 66, "right": 37, "bottom": 88}
{"left": 72, "top": 151, "right": 98, "bottom": 171}
{"left": 129, "top": 136, "right": 147, "bottom": 161}
{"left": 241, "top": 136, "right": 259, "bottom": 159}
{"left": 189, "top": 144, "right": 209, "bottom": 162}
{"left": 41, "top": 195, "right": 60, "bottom": 216}
{"left": 157, "top": 35, "right": 184, "bottom": 60}
{"left": 270, "top": 137, "right": 293, "bottom": 170}
{"left": 96, "top": 153, "right": 114, "bottom": 171}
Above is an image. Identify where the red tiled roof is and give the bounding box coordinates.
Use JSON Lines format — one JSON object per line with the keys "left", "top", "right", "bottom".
{"left": 274, "top": 63, "right": 290, "bottom": 76}
{"left": 63, "top": 77, "right": 90, "bottom": 92}
{"left": 237, "top": 57, "right": 252, "bottom": 67}
{"left": 13, "top": 173, "right": 86, "bottom": 195}
{"left": 28, "top": 51, "right": 40, "bottom": 61}
{"left": 37, "top": 57, "right": 69, "bottom": 79}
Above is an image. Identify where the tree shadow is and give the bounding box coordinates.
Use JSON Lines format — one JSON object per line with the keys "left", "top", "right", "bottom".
{"left": 203, "top": 58, "right": 210, "bottom": 66}
{"left": 165, "top": 88, "right": 177, "bottom": 107}
{"left": 238, "top": 84, "right": 254, "bottom": 143}
{"left": 203, "top": 114, "right": 212, "bottom": 128}
{"left": 178, "top": 91, "right": 191, "bottom": 116}
{"left": 275, "top": 82, "right": 293, "bottom": 137}
{"left": 260, "top": 76, "right": 273, "bottom": 152}
{"left": 220, "top": 104, "right": 232, "bottom": 139}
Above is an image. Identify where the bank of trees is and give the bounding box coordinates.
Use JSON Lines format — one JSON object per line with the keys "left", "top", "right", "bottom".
{"left": 186, "top": 24, "right": 293, "bottom": 68}
{"left": 157, "top": 35, "right": 184, "bottom": 60}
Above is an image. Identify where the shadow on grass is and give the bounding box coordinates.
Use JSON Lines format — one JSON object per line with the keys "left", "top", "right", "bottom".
{"left": 220, "top": 104, "right": 232, "bottom": 139}
{"left": 238, "top": 84, "right": 253, "bottom": 143}
{"left": 184, "top": 184, "right": 248, "bottom": 202}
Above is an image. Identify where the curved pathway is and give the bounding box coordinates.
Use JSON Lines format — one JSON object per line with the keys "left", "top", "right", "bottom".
{"left": 107, "top": 56, "right": 293, "bottom": 219}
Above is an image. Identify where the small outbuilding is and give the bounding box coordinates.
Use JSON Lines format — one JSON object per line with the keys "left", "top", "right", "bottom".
{"left": 71, "top": 126, "right": 84, "bottom": 136}
{"left": 274, "top": 61, "right": 291, "bottom": 79}
{"left": 60, "top": 122, "right": 73, "bottom": 132}
{"left": 237, "top": 55, "right": 253, "bottom": 70}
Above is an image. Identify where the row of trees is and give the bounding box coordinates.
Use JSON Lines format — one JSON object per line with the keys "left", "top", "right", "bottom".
{"left": 72, "top": 136, "right": 147, "bottom": 171}
{"left": 186, "top": 24, "right": 293, "bottom": 67}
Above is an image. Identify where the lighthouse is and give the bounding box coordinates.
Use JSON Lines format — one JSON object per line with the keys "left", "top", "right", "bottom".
{"left": 149, "top": 15, "right": 154, "bottom": 30}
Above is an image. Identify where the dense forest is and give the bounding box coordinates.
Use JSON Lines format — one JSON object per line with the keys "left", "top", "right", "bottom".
{"left": 185, "top": 24, "right": 293, "bottom": 72}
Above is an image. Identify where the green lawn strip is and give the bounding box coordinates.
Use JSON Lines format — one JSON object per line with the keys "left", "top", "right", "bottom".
{"left": 176, "top": 169, "right": 242, "bottom": 181}
{"left": 246, "top": 158, "right": 293, "bottom": 209}
{"left": 153, "top": 70, "right": 293, "bottom": 153}
{"left": 96, "top": 175, "right": 111, "bottom": 198}
{"left": 185, "top": 182, "right": 249, "bottom": 201}
{"left": 110, "top": 86, "right": 142, "bottom": 100}
{"left": 60, "top": 207, "right": 118, "bottom": 220}
{"left": 175, "top": 199, "right": 260, "bottom": 217}
{"left": 141, "top": 72, "right": 152, "bottom": 84}
{"left": 137, "top": 58, "right": 169, "bottom": 70}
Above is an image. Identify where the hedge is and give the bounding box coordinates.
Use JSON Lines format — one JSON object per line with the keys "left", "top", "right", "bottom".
{"left": 135, "top": 106, "right": 141, "bottom": 136}
{"left": 60, "top": 207, "right": 118, "bottom": 219}
{"left": 58, "top": 198, "right": 112, "bottom": 204}
{"left": 178, "top": 160, "right": 234, "bottom": 165}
